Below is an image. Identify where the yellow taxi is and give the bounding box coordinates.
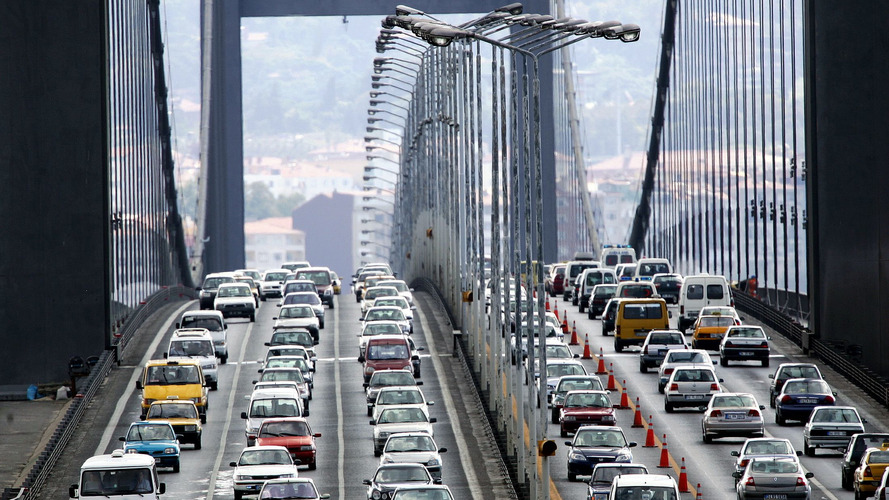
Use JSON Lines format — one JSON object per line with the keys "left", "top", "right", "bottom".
{"left": 330, "top": 271, "right": 342, "bottom": 294}
{"left": 136, "top": 359, "right": 208, "bottom": 423}
{"left": 691, "top": 314, "right": 736, "bottom": 350}
{"left": 854, "top": 447, "right": 889, "bottom": 499}
{"left": 143, "top": 399, "right": 203, "bottom": 449}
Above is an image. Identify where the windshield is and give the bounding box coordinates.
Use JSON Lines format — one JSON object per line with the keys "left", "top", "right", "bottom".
{"left": 260, "top": 370, "right": 305, "bottom": 384}
{"left": 712, "top": 395, "right": 757, "bottom": 408}
{"left": 202, "top": 276, "right": 234, "bottom": 289}
{"left": 546, "top": 345, "right": 572, "bottom": 358}
{"left": 574, "top": 429, "right": 626, "bottom": 447}
{"left": 147, "top": 403, "right": 197, "bottom": 419}
{"left": 296, "top": 270, "right": 330, "bottom": 285}
{"left": 265, "top": 272, "right": 287, "bottom": 281}
{"left": 259, "top": 420, "right": 310, "bottom": 437}
{"left": 699, "top": 316, "right": 735, "bottom": 327}
{"left": 749, "top": 458, "right": 799, "bottom": 474}
{"left": 169, "top": 339, "right": 214, "bottom": 357}
{"left": 366, "top": 288, "right": 398, "bottom": 300}
{"left": 812, "top": 408, "right": 860, "bottom": 423}
{"left": 145, "top": 365, "right": 201, "bottom": 385}
{"left": 378, "top": 407, "right": 427, "bottom": 424}
{"left": 378, "top": 389, "right": 423, "bottom": 405}
{"left": 367, "top": 343, "right": 409, "bottom": 360}
{"left": 372, "top": 372, "right": 415, "bottom": 387}
{"left": 386, "top": 436, "right": 436, "bottom": 452}
{"left": 180, "top": 317, "right": 222, "bottom": 331}
{"left": 666, "top": 352, "right": 706, "bottom": 363}
{"left": 271, "top": 331, "right": 313, "bottom": 347}
{"left": 218, "top": 285, "right": 251, "bottom": 297}
{"left": 127, "top": 424, "right": 175, "bottom": 442}
{"left": 260, "top": 481, "right": 318, "bottom": 499}
{"left": 366, "top": 309, "right": 406, "bottom": 321}
{"left": 238, "top": 449, "right": 292, "bottom": 466}
{"left": 564, "top": 392, "right": 610, "bottom": 408}
{"left": 364, "top": 323, "right": 403, "bottom": 336}
{"left": 80, "top": 468, "right": 154, "bottom": 496}
{"left": 279, "top": 306, "right": 315, "bottom": 319}
{"left": 250, "top": 399, "right": 301, "bottom": 418}
{"left": 379, "top": 281, "right": 409, "bottom": 292}
{"left": 374, "top": 466, "right": 430, "bottom": 484}
{"left": 375, "top": 298, "right": 408, "bottom": 309}
{"left": 557, "top": 378, "right": 599, "bottom": 394}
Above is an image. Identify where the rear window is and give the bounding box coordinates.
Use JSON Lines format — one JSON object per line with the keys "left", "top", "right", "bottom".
{"left": 778, "top": 365, "right": 820, "bottom": 380}
{"left": 649, "top": 333, "right": 683, "bottom": 344}
{"left": 699, "top": 316, "right": 735, "bottom": 327}
{"left": 686, "top": 284, "right": 703, "bottom": 300}
{"left": 180, "top": 317, "right": 223, "bottom": 331}
{"left": 727, "top": 328, "right": 764, "bottom": 338}
{"left": 605, "top": 255, "right": 618, "bottom": 267}
{"left": 638, "top": 263, "right": 670, "bottom": 276}
{"left": 706, "top": 284, "right": 725, "bottom": 299}
{"left": 622, "top": 304, "right": 664, "bottom": 319}
{"left": 674, "top": 369, "right": 715, "bottom": 382}
{"left": 620, "top": 285, "right": 654, "bottom": 298}
{"left": 296, "top": 270, "right": 331, "bottom": 285}
{"left": 666, "top": 351, "right": 706, "bottom": 363}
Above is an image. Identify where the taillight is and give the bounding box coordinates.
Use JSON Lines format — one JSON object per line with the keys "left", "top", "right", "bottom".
{"left": 664, "top": 368, "right": 674, "bottom": 375}
{"left": 824, "top": 395, "right": 835, "bottom": 404}
{"left": 747, "top": 409, "right": 760, "bottom": 417}
{"left": 781, "top": 395, "right": 792, "bottom": 403}
{"left": 616, "top": 326, "right": 621, "bottom": 335}
{"left": 795, "top": 477, "right": 807, "bottom": 486}
{"left": 760, "top": 342, "right": 768, "bottom": 347}
{"left": 643, "top": 345, "right": 649, "bottom": 354}
{"left": 680, "top": 305, "right": 685, "bottom": 314}
{"left": 739, "top": 459, "right": 749, "bottom": 468}
{"left": 865, "top": 466, "right": 873, "bottom": 478}
{"left": 710, "top": 383, "right": 720, "bottom": 391}
{"left": 669, "top": 383, "right": 679, "bottom": 391}
{"left": 724, "top": 341, "right": 734, "bottom": 348}
{"left": 745, "top": 477, "right": 755, "bottom": 486}
{"left": 710, "top": 409, "right": 722, "bottom": 417}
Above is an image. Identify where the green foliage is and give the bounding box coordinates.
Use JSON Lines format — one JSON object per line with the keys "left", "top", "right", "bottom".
{"left": 244, "top": 182, "right": 306, "bottom": 221}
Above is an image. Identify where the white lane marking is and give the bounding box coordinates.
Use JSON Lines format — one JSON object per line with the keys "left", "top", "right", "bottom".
{"left": 206, "top": 317, "right": 254, "bottom": 499}
{"left": 94, "top": 301, "right": 194, "bottom": 455}
{"left": 418, "top": 308, "right": 483, "bottom": 500}
{"left": 335, "top": 302, "right": 345, "bottom": 500}
{"left": 313, "top": 354, "right": 446, "bottom": 363}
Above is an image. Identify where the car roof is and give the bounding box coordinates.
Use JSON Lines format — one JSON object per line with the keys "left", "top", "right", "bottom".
{"left": 613, "top": 474, "right": 676, "bottom": 487}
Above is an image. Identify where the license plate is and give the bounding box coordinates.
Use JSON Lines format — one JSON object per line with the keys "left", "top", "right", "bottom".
{"left": 828, "top": 431, "right": 846, "bottom": 436}
{"left": 154, "top": 458, "right": 161, "bottom": 463}
{"left": 800, "top": 398, "right": 817, "bottom": 404}
{"left": 739, "top": 351, "right": 754, "bottom": 356}
{"left": 764, "top": 496, "right": 787, "bottom": 500}
{"left": 725, "top": 413, "right": 745, "bottom": 420}
{"left": 635, "top": 329, "right": 648, "bottom": 336}
{"left": 685, "top": 395, "right": 704, "bottom": 400}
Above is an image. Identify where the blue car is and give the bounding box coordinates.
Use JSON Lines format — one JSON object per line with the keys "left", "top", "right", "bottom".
{"left": 565, "top": 425, "right": 636, "bottom": 482}
{"left": 774, "top": 378, "right": 836, "bottom": 425}
{"left": 119, "top": 421, "right": 181, "bottom": 472}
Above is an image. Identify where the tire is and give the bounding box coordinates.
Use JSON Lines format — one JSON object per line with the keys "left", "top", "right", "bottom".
{"left": 568, "top": 472, "right": 577, "bottom": 482}
{"left": 658, "top": 384, "right": 665, "bottom": 394}
{"left": 703, "top": 430, "right": 712, "bottom": 444}
{"left": 776, "top": 412, "right": 785, "bottom": 426}
{"left": 614, "top": 341, "right": 623, "bottom": 353}
{"left": 579, "top": 302, "right": 586, "bottom": 313}
{"left": 249, "top": 313, "right": 255, "bottom": 322}
{"left": 235, "top": 492, "right": 243, "bottom": 500}
{"left": 173, "top": 460, "right": 180, "bottom": 473}
{"left": 200, "top": 414, "right": 207, "bottom": 424}
{"left": 842, "top": 470, "right": 852, "bottom": 491}
{"left": 195, "top": 436, "right": 202, "bottom": 450}
{"left": 308, "top": 462, "right": 317, "bottom": 471}
{"left": 804, "top": 439, "right": 814, "bottom": 457}
{"left": 855, "top": 486, "right": 864, "bottom": 500}
{"left": 551, "top": 409, "right": 559, "bottom": 424}
{"left": 211, "top": 381, "right": 218, "bottom": 391}
{"left": 588, "top": 310, "right": 594, "bottom": 320}
{"left": 769, "top": 393, "right": 776, "bottom": 408}
{"left": 761, "top": 358, "right": 770, "bottom": 367}
{"left": 720, "top": 356, "right": 728, "bottom": 367}
{"left": 665, "top": 402, "right": 674, "bottom": 413}
{"left": 367, "top": 406, "right": 373, "bottom": 417}
{"left": 220, "top": 355, "right": 228, "bottom": 365}
{"left": 320, "top": 321, "right": 325, "bottom": 329}
{"left": 560, "top": 428, "right": 567, "bottom": 438}
{"left": 260, "top": 294, "right": 266, "bottom": 302}
{"left": 374, "top": 448, "right": 382, "bottom": 457}
{"left": 639, "top": 362, "right": 647, "bottom": 373}
{"left": 329, "top": 300, "right": 335, "bottom": 309}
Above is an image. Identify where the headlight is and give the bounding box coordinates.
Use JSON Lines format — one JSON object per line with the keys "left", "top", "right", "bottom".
{"left": 615, "top": 452, "right": 632, "bottom": 462}
{"left": 184, "top": 425, "right": 197, "bottom": 431}
{"left": 378, "top": 432, "right": 391, "bottom": 440}
{"left": 202, "top": 363, "right": 215, "bottom": 370}
{"left": 602, "top": 415, "right": 615, "bottom": 422}
{"left": 372, "top": 491, "right": 382, "bottom": 500}
{"left": 164, "top": 447, "right": 177, "bottom": 454}
{"left": 365, "top": 367, "right": 376, "bottom": 375}
{"left": 403, "top": 365, "right": 412, "bottom": 371}
{"left": 382, "top": 457, "right": 394, "bottom": 464}
{"left": 427, "top": 458, "right": 440, "bottom": 466}
{"left": 299, "top": 445, "right": 314, "bottom": 451}
{"left": 236, "top": 475, "right": 249, "bottom": 481}
{"left": 192, "top": 397, "right": 202, "bottom": 405}
{"left": 569, "top": 451, "right": 586, "bottom": 461}
{"left": 248, "top": 426, "right": 259, "bottom": 433}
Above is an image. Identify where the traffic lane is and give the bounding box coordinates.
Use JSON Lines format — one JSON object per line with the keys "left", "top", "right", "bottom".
{"left": 548, "top": 294, "right": 871, "bottom": 498}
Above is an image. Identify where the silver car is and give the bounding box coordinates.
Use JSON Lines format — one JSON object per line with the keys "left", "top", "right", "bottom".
{"left": 664, "top": 365, "right": 722, "bottom": 412}
{"left": 730, "top": 438, "right": 801, "bottom": 483}
{"left": 701, "top": 393, "right": 764, "bottom": 443}
{"left": 734, "top": 457, "right": 813, "bottom": 500}
{"left": 803, "top": 406, "right": 866, "bottom": 457}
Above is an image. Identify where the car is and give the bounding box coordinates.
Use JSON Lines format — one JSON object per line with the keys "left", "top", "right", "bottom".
{"left": 587, "top": 284, "right": 618, "bottom": 319}
{"left": 698, "top": 305, "right": 742, "bottom": 325}
{"left": 639, "top": 330, "right": 687, "bottom": 372}
{"left": 586, "top": 463, "right": 648, "bottom": 500}
{"left": 563, "top": 260, "right": 601, "bottom": 302}
{"left": 366, "top": 369, "right": 423, "bottom": 416}
{"left": 615, "top": 263, "right": 637, "bottom": 281}
{"left": 242, "top": 388, "right": 305, "bottom": 442}
{"left": 545, "top": 360, "right": 588, "bottom": 400}
{"left": 559, "top": 390, "right": 616, "bottom": 437}
{"left": 614, "top": 280, "right": 658, "bottom": 299}
{"left": 374, "top": 296, "right": 414, "bottom": 326}
{"left": 768, "top": 363, "right": 824, "bottom": 408}
{"left": 281, "top": 261, "right": 311, "bottom": 272}
{"left": 803, "top": 406, "right": 866, "bottom": 456}
{"left": 730, "top": 438, "right": 801, "bottom": 483}
{"left": 330, "top": 271, "right": 342, "bottom": 295}
{"left": 256, "top": 368, "right": 311, "bottom": 410}
{"left": 294, "top": 267, "right": 336, "bottom": 308}
{"left": 511, "top": 322, "right": 563, "bottom": 362}
{"left": 265, "top": 356, "right": 314, "bottom": 388}
{"left": 118, "top": 421, "right": 180, "bottom": 472}
{"left": 652, "top": 273, "right": 683, "bottom": 304}
{"left": 664, "top": 365, "right": 722, "bottom": 412}
{"left": 362, "top": 306, "right": 412, "bottom": 335}
{"left": 142, "top": 400, "right": 202, "bottom": 449}
{"left": 214, "top": 282, "right": 256, "bottom": 321}
{"left": 166, "top": 328, "right": 219, "bottom": 390}
{"left": 371, "top": 407, "right": 437, "bottom": 457}
{"left": 280, "top": 280, "right": 319, "bottom": 302}
{"left": 230, "top": 445, "right": 300, "bottom": 500}
{"left": 362, "top": 286, "right": 401, "bottom": 315}
{"left": 853, "top": 447, "right": 889, "bottom": 499}
{"left": 657, "top": 349, "right": 715, "bottom": 393}
{"left": 355, "top": 270, "right": 387, "bottom": 302}
{"left": 600, "top": 245, "right": 637, "bottom": 269}
{"left": 273, "top": 304, "right": 320, "bottom": 342}
{"left": 258, "top": 477, "right": 329, "bottom": 499}
{"left": 198, "top": 272, "right": 236, "bottom": 309}
{"left": 547, "top": 264, "right": 566, "bottom": 297}
{"left": 254, "top": 417, "right": 320, "bottom": 470}
{"left": 565, "top": 426, "right": 637, "bottom": 482}
{"left": 577, "top": 268, "right": 618, "bottom": 312}
{"left": 391, "top": 485, "right": 454, "bottom": 500}
{"left": 71, "top": 449, "right": 166, "bottom": 498}
{"left": 701, "top": 392, "right": 765, "bottom": 443}
{"left": 233, "top": 275, "right": 261, "bottom": 306}
{"left": 260, "top": 269, "right": 290, "bottom": 300}
{"left": 719, "top": 325, "right": 771, "bottom": 367}
{"left": 263, "top": 345, "right": 315, "bottom": 371}
{"left": 364, "top": 334, "right": 423, "bottom": 381}
{"left": 137, "top": 359, "right": 208, "bottom": 422}
{"left": 842, "top": 434, "right": 889, "bottom": 490}
{"left": 177, "top": 309, "right": 229, "bottom": 364}
{"left": 874, "top": 469, "right": 889, "bottom": 500}
{"left": 363, "top": 463, "right": 436, "bottom": 500}
{"left": 550, "top": 375, "right": 606, "bottom": 423}
{"left": 690, "top": 314, "right": 735, "bottom": 350}
{"left": 372, "top": 386, "right": 434, "bottom": 422}
{"left": 379, "top": 432, "right": 447, "bottom": 482}
{"left": 609, "top": 474, "right": 679, "bottom": 500}
{"left": 281, "top": 291, "right": 325, "bottom": 328}
{"left": 600, "top": 298, "right": 625, "bottom": 335}
{"left": 266, "top": 328, "right": 317, "bottom": 354}
{"left": 733, "top": 456, "right": 813, "bottom": 500}
{"left": 613, "top": 298, "right": 669, "bottom": 353}
{"left": 358, "top": 321, "right": 405, "bottom": 360}
{"left": 545, "top": 340, "right": 579, "bottom": 360}
{"left": 774, "top": 378, "right": 836, "bottom": 425}
{"left": 235, "top": 268, "right": 263, "bottom": 283}
{"left": 376, "top": 279, "right": 415, "bottom": 307}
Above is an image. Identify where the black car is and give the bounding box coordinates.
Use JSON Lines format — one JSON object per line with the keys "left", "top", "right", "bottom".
{"left": 841, "top": 433, "right": 889, "bottom": 490}
{"left": 652, "top": 273, "right": 683, "bottom": 304}
{"left": 587, "top": 284, "right": 617, "bottom": 319}
{"left": 565, "top": 426, "right": 637, "bottom": 482}
{"left": 198, "top": 273, "right": 235, "bottom": 309}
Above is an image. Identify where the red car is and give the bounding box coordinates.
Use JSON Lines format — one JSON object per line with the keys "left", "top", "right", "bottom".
{"left": 550, "top": 265, "right": 567, "bottom": 296}
{"left": 559, "top": 390, "right": 616, "bottom": 437}
{"left": 253, "top": 417, "right": 320, "bottom": 470}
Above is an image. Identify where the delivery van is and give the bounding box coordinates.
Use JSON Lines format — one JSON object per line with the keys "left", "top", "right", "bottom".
{"left": 614, "top": 298, "right": 669, "bottom": 353}
{"left": 136, "top": 359, "right": 208, "bottom": 422}
{"left": 69, "top": 449, "right": 165, "bottom": 498}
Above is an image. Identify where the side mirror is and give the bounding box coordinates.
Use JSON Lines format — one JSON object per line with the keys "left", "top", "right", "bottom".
{"left": 175, "top": 322, "right": 181, "bottom": 329}
{"left": 195, "top": 287, "right": 202, "bottom": 291}
{"left": 118, "top": 436, "right": 125, "bottom": 442}
{"left": 768, "top": 374, "right": 774, "bottom": 379}
{"left": 730, "top": 450, "right": 740, "bottom": 457}
{"left": 565, "top": 441, "right": 573, "bottom": 446}
{"left": 796, "top": 450, "right": 803, "bottom": 456}
{"left": 427, "top": 401, "right": 435, "bottom": 406}
{"left": 759, "top": 405, "right": 765, "bottom": 410}
{"left": 230, "top": 462, "right": 238, "bottom": 467}
{"left": 417, "top": 347, "right": 425, "bottom": 351}
{"left": 439, "top": 447, "right": 447, "bottom": 453}
{"left": 363, "top": 480, "right": 372, "bottom": 486}
{"left": 805, "top": 472, "right": 815, "bottom": 479}
{"left": 277, "top": 304, "right": 282, "bottom": 307}
{"left": 628, "top": 442, "right": 637, "bottom": 448}
{"left": 430, "top": 418, "right": 437, "bottom": 423}
{"left": 369, "top": 420, "right": 376, "bottom": 425}
{"left": 732, "top": 471, "right": 741, "bottom": 479}
{"left": 719, "top": 378, "right": 725, "bottom": 383}
{"left": 69, "top": 485, "right": 79, "bottom": 498}
{"left": 264, "top": 342, "right": 271, "bottom": 346}
{"left": 314, "top": 433, "right": 322, "bottom": 438}
{"left": 135, "top": 381, "right": 143, "bottom": 390}
{"left": 158, "top": 484, "right": 166, "bottom": 495}
{"left": 272, "top": 317, "right": 278, "bottom": 320}
{"left": 241, "top": 412, "right": 248, "bottom": 419}
{"left": 574, "top": 354, "right": 580, "bottom": 358}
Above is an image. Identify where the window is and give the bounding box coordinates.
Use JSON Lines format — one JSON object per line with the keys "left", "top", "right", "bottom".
{"left": 706, "top": 284, "right": 725, "bottom": 299}
{"left": 686, "top": 284, "right": 703, "bottom": 300}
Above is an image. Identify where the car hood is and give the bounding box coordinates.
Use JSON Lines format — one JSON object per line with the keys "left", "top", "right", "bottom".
{"left": 124, "top": 440, "right": 179, "bottom": 452}
{"left": 215, "top": 296, "right": 252, "bottom": 305}
{"left": 275, "top": 318, "right": 318, "bottom": 328}
{"left": 571, "top": 446, "right": 627, "bottom": 458}
{"left": 234, "top": 464, "right": 298, "bottom": 476}
{"left": 374, "top": 404, "right": 429, "bottom": 421}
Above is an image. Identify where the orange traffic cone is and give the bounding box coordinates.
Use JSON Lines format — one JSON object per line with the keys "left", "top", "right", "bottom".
{"left": 678, "top": 457, "right": 689, "bottom": 492}
{"left": 644, "top": 417, "right": 656, "bottom": 446}
{"left": 695, "top": 484, "right": 702, "bottom": 500}
{"left": 582, "top": 334, "right": 592, "bottom": 359}
{"left": 569, "top": 324, "right": 579, "bottom": 345}
{"left": 546, "top": 299, "right": 550, "bottom": 311}
{"left": 554, "top": 304, "right": 559, "bottom": 321}
{"left": 618, "top": 384, "right": 630, "bottom": 409}
{"left": 596, "top": 348, "right": 607, "bottom": 374}
{"left": 606, "top": 364, "right": 616, "bottom": 390}
{"left": 658, "top": 435, "right": 670, "bottom": 468}
{"left": 561, "top": 314, "right": 569, "bottom": 334}
{"left": 631, "top": 402, "right": 644, "bottom": 428}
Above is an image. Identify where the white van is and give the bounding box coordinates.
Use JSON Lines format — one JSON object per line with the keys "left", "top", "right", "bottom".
{"left": 177, "top": 310, "right": 228, "bottom": 363}
{"left": 563, "top": 260, "right": 601, "bottom": 302}
{"left": 166, "top": 328, "right": 218, "bottom": 390}
{"left": 69, "top": 449, "right": 165, "bottom": 498}
{"left": 577, "top": 268, "right": 618, "bottom": 313}
{"left": 600, "top": 245, "right": 637, "bottom": 269}
{"left": 633, "top": 258, "right": 673, "bottom": 281}
{"left": 242, "top": 388, "right": 305, "bottom": 443}
{"left": 677, "top": 274, "right": 733, "bottom": 332}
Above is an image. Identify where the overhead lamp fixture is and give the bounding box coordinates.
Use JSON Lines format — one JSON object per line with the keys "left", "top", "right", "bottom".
{"left": 495, "top": 2, "right": 523, "bottom": 15}
{"left": 604, "top": 23, "right": 641, "bottom": 42}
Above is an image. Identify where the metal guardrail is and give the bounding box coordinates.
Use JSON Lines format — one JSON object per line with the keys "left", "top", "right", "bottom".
{"left": 732, "top": 289, "right": 889, "bottom": 409}
{"left": 2, "top": 286, "right": 194, "bottom": 500}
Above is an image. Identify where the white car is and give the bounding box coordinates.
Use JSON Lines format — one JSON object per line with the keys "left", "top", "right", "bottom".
{"left": 803, "top": 406, "right": 866, "bottom": 456}
{"left": 260, "top": 269, "right": 290, "bottom": 300}
{"left": 372, "top": 386, "right": 434, "bottom": 422}
{"left": 263, "top": 344, "right": 315, "bottom": 371}
{"left": 664, "top": 365, "right": 723, "bottom": 412}
{"left": 362, "top": 306, "right": 411, "bottom": 335}
{"left": 281, "top": 291, "right": 325, "bottom": 328}
{"left": 258, "top": 477, "right": 329, "bottom": 500}
{"left": 274, "top": 305, "right": 320, "bottom": 331}
{"left": 657, "top": 349, "right": 715, "bottom": 393}
{"left": 380, "top": 432, "right": 447, "bottom": 481}
{"left": 362, "top": 286, "right": 401, "bottom": 315}
{"left": 214, "top": 282, "right": 256, "bottom": 322}
{"left": 701, "top": 393, "right": 765, "bottom": 443}
{"left": 376, "top": 279, "right": 415, "bottom": 306}
{"left": 241, "top": 388, "right": 304, "bottom": 443}
{"left": 166, "top": 328, "right": 219, "bottom": 390}
{"left": 230, "top": 445, "right": 299, "bottom": 500}
{"left": 373, "top": 295, "right": 414, "bottom": 321}
{"left": 371, "top": 407, "right": 436, "bottom": 457}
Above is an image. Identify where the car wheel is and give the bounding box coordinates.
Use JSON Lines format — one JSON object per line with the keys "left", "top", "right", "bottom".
{"left": 200, "top": 414, "right": 207, "bottom": 424}
{"left": 220, "top": 355, "right": 227, "bottom": 365}
{"left": 308, "top": 462, "right": 317, "bottom": 471}
{"left": 614, "top": 341, "right": 623, "bottom": 353}
{"left": 769, "top": 393, "right": 776, "bottom": 408}
{"left": 665, "top": 401, "right": 674, "bottom": 413}
{"left": 720, "top": 356, "right": 728, "bottom": 367}
{"left": 367, "top": 406, "right": 373, "bottom": 417}
{"left": 639, "top": 362, "right": 647, "bottom": 373}
{"left": 234, "top": 492, "right": 243, "bottom": 500}
{"left": 567, "top": 472, "right": 577, "bottom": 482}
{"left": 855, "top": 485, "right": 864, "bottom": 500}
{"left": 173, "top": 460, "right": 180, "bottom": 473}
{"left": 560, "top": 428, "right": 567, "bottom": 438}
{"left": 578, "top": 302, "right": 585, "bottom": 313}
{"left": 702, "top": 429, "right": 712, "bottom": 444}
{"left": 842, "top": 470, "right": 852, "bottom": 490}
{"left": 249, "top": 313, "right": 255, "bottom": 322}
{"left": 551, "top": 409, "right": 559, "bottom": 424}
{"left": 195, "top": 436, "right": 202, "bottom": 450}
{"left": 211, "top": 381, "right": 218, "bottom": 391}
{"left": 775, "top": 412, "right": 785, "bottom": 426}
{"left": 374, "top": 448, "right": 382, "bottom": 457}
{"left": 804, "top": 439, "right": 814, "bottom": 457}
{"left": 761, "top": 358, "right": 769, "bottom": 367}
{"left": 658, "top": 384, "right": 665, "bottom": 394}
{"left": 588, "top": 310, "right": 594, "bottom": 320}
{"left": 260, "top": 294, "right": 266, "bottom": 302}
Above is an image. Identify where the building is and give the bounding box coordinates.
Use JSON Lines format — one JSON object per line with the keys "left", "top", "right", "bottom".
{"left": 245, "top": 217, "right": 306, "bottom": 270}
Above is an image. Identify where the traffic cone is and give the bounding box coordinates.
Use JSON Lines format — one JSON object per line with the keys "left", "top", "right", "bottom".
{"left": 618, "top": 384, "right": 630, "bottom": 409}
{"left": 658, "top": 435, "right": 670, "bottom": 468}
{"left": 596, "top": 348, "right": 607, "bottom": 374}
{"left": 582, "top": 334, "right": 592, "bottom": 359}
{"left": 606, "top": 364, "right": 616, "bottom": 390}
{"left": 695, "top": 484, "right": 702, "bottom": 500}
{"left": 554, "top": 304, "right": 559, "bottom": 321}
{"left": 546, "top": 299, "right": 550, "bottom": 311}
{"left": 644, "top": 417, "right": 656, "bottom": 446}
{"left": 561, "top": 314, "right": 569, "bottom": 334}
{"left": 678, "top": 457, "right": 689, "bottom": 492}
{"left": 631, "top": 402, "right": 644, "bottom": 428}
{"left": 569, "top": 324, "right": 579, "bottom": 345}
